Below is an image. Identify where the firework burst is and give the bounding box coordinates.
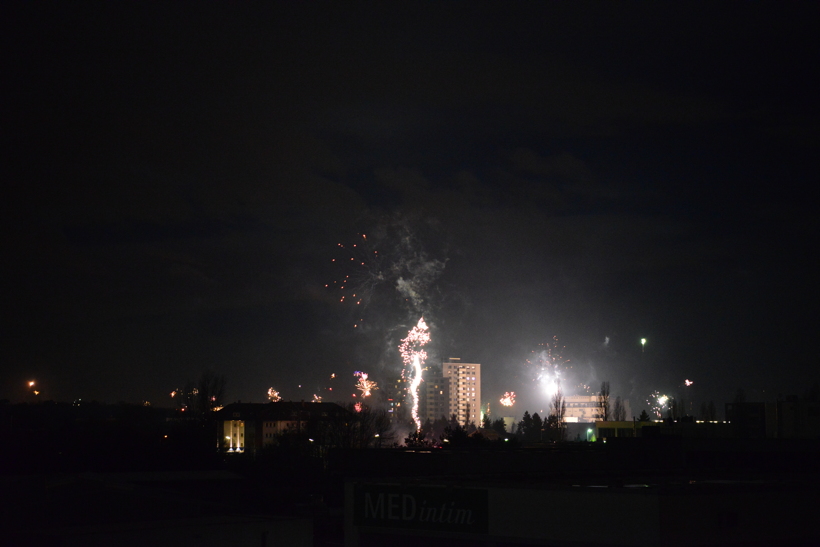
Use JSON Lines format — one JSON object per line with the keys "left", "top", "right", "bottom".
{"left": 527, "top": 336, "right": 571, "bottom": 400}
{"left": 647, "top": 391, "right": 670, "bottom": 418}
{"left": 267, "top": 388, "right": 282, "bottom": 402}
{"left": 354, "top": 371, "right": 378, "bottom": 398}
{"left": 325, "top": 234, "right": 382, "bottom": 315}
{"left": 499, "top": 392, "right": 516, "bottom": 407}
{"left": 399, "top": 317, "right": 430, "bottom": 431}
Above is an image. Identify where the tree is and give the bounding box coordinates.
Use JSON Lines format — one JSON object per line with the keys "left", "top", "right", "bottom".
{"left": 516, "top": 411, "right": 546, "bottom": 442}
{"left": 430, "top": 415, "right": 449, "bottom": 440}
{"left": 196, "top": 370, "right": 227, "bottom": 413}
{"left": 517, "top": 411, "right": 533, "bottom": 440}
{"left": 405, "top": 429, "right": 433, "bottom": 448}
{"left": 491, "top": 418, "right": 507, "bottom": 436}
{"left": 372, "top": 408, "right": 393, "bottom": 447}
{"left": 549, "top": 387, "right": 566, "bottom": 441}
{"left": 442, "top": 420, "right": 468, "bottom": 445}
{"left": 531, "top": 413, "right": 543, "bottom": 441}
{"left": 638, "top": 409, "right": 651, "bottom": 422}
{"left": 482, "top": 414, "right": 492, "bottom": 430}
{"left": 598, "top": 381, "right": 610, "bottom": 421}
{"left": 613, "top": 396, "right": 626, "bottom": 421}
{"left": 420, "top": 418, "right": 434, "bottom": 439}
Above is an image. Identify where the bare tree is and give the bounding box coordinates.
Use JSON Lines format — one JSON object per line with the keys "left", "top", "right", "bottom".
{"left": 549, "top": 387, "right": 566, "bottom": 441}
{"left": 613, "top": 396, "right": 626, "bottom": 421}
{"left": 196, "top": 370, "right": 227, "bottom": 412}
{"left": 598, "top": 381, "right": 610, "bottom": 421}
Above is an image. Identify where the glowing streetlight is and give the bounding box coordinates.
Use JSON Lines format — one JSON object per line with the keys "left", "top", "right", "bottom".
{"left": 641, "top": 338, "right": 646, "bottom": 353}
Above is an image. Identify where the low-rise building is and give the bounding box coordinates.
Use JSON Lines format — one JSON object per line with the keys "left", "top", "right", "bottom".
{"left": 215, "top": 401, "right": 350, "bottom": 455}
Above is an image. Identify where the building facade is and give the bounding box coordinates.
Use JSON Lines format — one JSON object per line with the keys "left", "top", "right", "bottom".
{"left": 442, "top": 358, "right": 481, "bottom": 427}
{"left": 420, "top": 365, "right": 450, "bottom": 424}
{"left": 563, "top": 395, "right": 600, "bottom": 423}
{"left": 215, "top": 401, "right": 350, "bottom": 455}
{"left": 383, "top": 375, "right": 409, "bottom": 426}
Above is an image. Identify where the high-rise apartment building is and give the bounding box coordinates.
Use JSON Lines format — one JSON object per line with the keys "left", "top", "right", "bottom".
{"left": 384, "top": 375, "right": 410, "bottom": 425}
{"left": 442, "top": 358, "right": 481, "bottom": 427}
{"left": 420, "top": 365, "right": 450, "bottom": 424}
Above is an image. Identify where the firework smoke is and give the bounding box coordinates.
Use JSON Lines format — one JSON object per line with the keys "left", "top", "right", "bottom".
{"left": 325, "top": 215, "right": 447, "bottom": 329}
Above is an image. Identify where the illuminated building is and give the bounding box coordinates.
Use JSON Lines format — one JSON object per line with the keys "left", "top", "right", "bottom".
{"left": 442, "top": 358, "right": 481, "bottom": 427}
{"left": 561, "top": 395, "right": 599, "bottom": 423}
{"left": 215, "top": 401, "right": 351, "bottom": 455}
{"left": 383, "top": 375, "right": 410, "bottom": 425}
{"left": 419, "top": 365, "right": 450, "bottom": 423}
{"left": 387, "top": 360, "right": 481, "bottom": 427}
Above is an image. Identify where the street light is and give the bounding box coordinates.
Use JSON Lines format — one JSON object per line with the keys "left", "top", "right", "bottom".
{"left": 586, "top": 428, "right": 593, "bottom": 442}
{"left": 641, "top": 338, "right": 646, "bottom": 353}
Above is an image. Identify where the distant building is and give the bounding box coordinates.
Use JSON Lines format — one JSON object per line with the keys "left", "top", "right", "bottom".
{"left": 442, "top": 358, "right": 482, "bottom": 427}
{"left": 419, "top": 365, "right": 450, "bottom": 423}
{"left": 725, "top": 402, "right": 771, "bottom": 439}
{"left": 386, "top": 359, "right": 482, "bottom": 428}
{"left": 215, "top": 401, "right": 350, "bottom": 455}
{"left": 563, "top": 395, "right": 600, "bottom": 423}
{"left": 775, "top": 398, "right": 820, "bottom": 439}
{"left": 383, "top": 375, "right": 410, "bottom": 426}
{"left": 562, "top": 395, "right": 631, "bottom": 423}
{"left": 725, "top": 400, "right": 820, "bottom": 439}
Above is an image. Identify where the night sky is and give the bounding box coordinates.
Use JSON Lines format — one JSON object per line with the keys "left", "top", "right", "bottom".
{"left": 3, "top": 3, "right": 818, "bottom": 417}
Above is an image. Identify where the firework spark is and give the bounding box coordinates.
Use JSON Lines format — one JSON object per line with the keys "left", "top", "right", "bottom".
{"left": 399, "top": 317, "right": 430, "bottom": 431}
{"left": 499, "top": 392, "right": 516, "bottom": 407}
{"left": 312, "top": 394, "right": 323, "bottom": 403}
{"left": 684, "top": 379, "right": 694, "bottom": 387}
{"left": 647, "top": 391, "right": 670, "bottom": 418}
{"left": 354, "top": 402, "right": 363, "bottom": 413}
{"left": 324, "top": 218, "right": 447, "bottom": 328}
{"left": 528, "top": 337, "right": 570, "bottom": 400}
{"left": 267, "top": 388, "right": 282, "bottom": 402}
{"left": 325, "top": 234, "right": 382, "bottom": 315}
{"left": 354, "top": 371, "right": 378, "bottom": 398}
